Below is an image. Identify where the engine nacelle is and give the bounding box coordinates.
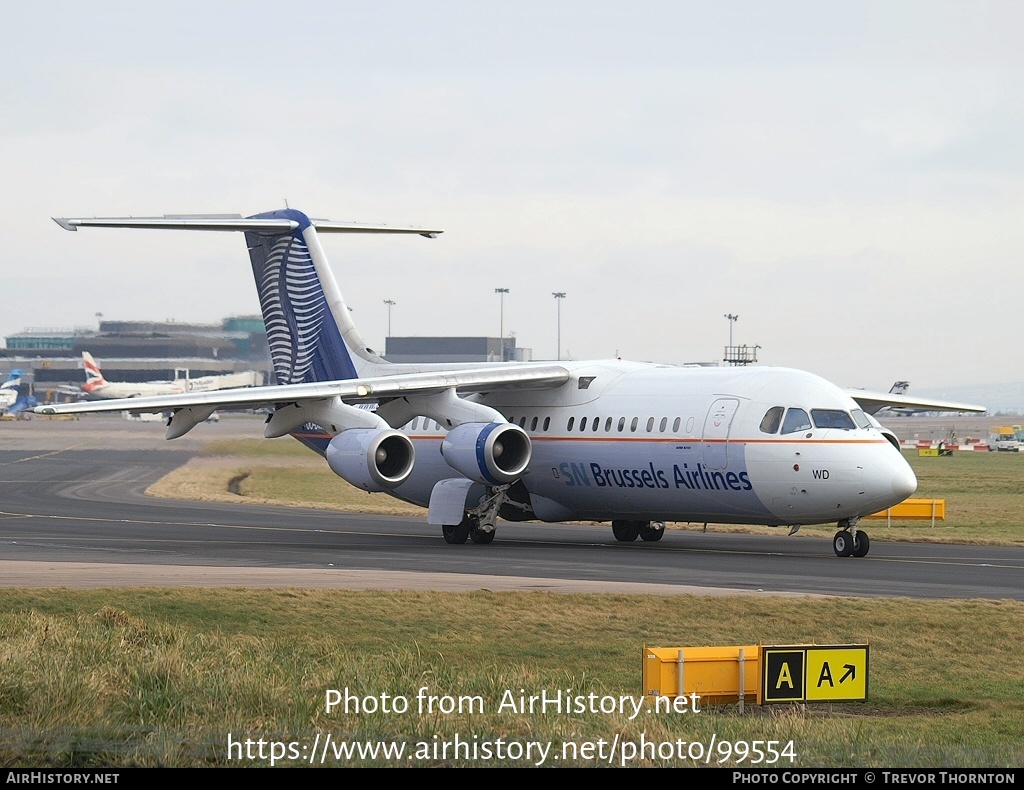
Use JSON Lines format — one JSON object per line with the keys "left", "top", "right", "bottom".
{"left": 441, "top": 422, "right": 531, "bottom": 485}
{"left": 326, "top": 428, "right": 415, "bottom": 492}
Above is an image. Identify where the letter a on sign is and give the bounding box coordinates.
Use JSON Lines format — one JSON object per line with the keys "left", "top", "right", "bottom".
{"left": 805, "top": 647, "right": 868, "bottom": 702}
{"left": 763, "top": 649, "right": 805, "bottom": 702}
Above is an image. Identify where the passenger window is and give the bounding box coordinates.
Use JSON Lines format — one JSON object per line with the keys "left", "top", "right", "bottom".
{"left": 580, "top": 416, "right": 588, "bottom": 431}
{"left": 759, "top": 406, "right": 784, "bottom": 434}
{"left": 630, "top": 417, "right": 638, "bottom": 432}
{"left": 567, "top": 417, "right": 575, "bottom": 431}
{"left": 646, "top": 417, "right": 655, "bottom": 432}
{"left": 659, "top": 417, "right": 667, "bottom": 432}
{"left": 592, "top": 417, "right": 600, "bottom": 432}
{"left": 605, "top": 417, "right": 612, "bottom": 432}
{"left": 673, "top": 417, "right": 681, "bottom": 432}
{"left": 617, "top": 417, "right": 625, "bottom": 432}
{"left": 519, "top": 416, "right": 526, "bottom": 428}
{"left": 781, "top": 408, "right": 812, "bottom": 434}
{"left": 543, "top": 416, "right": 550, "bottom": 431}
{"left": 412, "top": 417, "right": 420, "bottom": 430}
{"left": 530, "top": 416, "right": 538, "bottom": 431}
{"left": 811, "top": 409, "right": 856, "bottom": 430}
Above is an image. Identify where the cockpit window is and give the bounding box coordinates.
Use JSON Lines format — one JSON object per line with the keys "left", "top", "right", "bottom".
{"left": 811, "top": 409, "right": 856, "bottom": 430}
{"left": 781, "top": 408, "right": 812, "bottom": 434}
{"left": 851, "top": 409, "right": 871, "bottom": 429}
{"left": 759, "top": 406, "right": 784, "bottom": 434}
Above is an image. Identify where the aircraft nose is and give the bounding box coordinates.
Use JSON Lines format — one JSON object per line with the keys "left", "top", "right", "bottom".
{"left": 891, "top": 459, "right": 917, "bottom": 501}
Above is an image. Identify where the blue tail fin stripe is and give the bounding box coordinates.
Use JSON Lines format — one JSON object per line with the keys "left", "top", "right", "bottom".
{"left": 245, "top": 209, "right": 358, "bottom": 384}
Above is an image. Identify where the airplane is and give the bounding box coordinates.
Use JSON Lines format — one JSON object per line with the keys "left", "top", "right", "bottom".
{"left": 80, "top": 352, "right": 188, "bottom": 399}
{"left": 0, "top": 369, "right": 22, "bottom": 413}
{"left": 3, "top": 388, "right": 38, "bottom": 418}
{"left": 36, "top": 209, "right": 986, "bottom": 558}
{"left": 80, "top": 352, "right": 261, "bottom": 400}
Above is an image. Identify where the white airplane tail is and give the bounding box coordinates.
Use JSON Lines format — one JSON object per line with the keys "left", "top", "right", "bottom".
{"left": 0, "top": 369, "right": 21, "bottom": 391}
{"left": 82, "top": 352, "right": 107, "bottom": 391}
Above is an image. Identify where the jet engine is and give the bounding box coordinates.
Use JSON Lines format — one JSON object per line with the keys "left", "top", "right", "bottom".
{"left": 441, "top": 422, "right": 531, "bottom": 485}
{"left": 326, "top": 428, "right": 415, "bottom": 492}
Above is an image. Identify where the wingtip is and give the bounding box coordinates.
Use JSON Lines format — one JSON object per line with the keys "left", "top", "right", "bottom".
{"left": 53, "top": 218, "right": 77, "bottom": 231}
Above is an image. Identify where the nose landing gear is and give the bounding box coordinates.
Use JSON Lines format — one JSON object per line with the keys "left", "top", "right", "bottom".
{"left": 833, "top": 518, "right": 870, "bottom": 558}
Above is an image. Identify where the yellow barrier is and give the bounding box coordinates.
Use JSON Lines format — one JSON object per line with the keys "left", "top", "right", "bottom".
{"left": 863, "top": 498, "right": 945, "bottom": 527}
{"left": 643, "top": 645, "right": 760, "bottom": 707}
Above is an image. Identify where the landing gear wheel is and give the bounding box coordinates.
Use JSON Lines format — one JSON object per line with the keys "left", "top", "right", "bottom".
{"left": 639, "top": 521, "right": 665, "bottom": 542}
{"left": 442, "top": 519, "right": 470, "bottom": 544}
{"left": 470, "top": 527, "right": 495, "bottom": 544}
{"left": 852, "top": 531, "right": 870, "bottom": 558}
{"left": 612, "top": 520, "right": 641, "bottom": 542}
{"left": 833, "top": 530, "right": 854, "bottom": 557}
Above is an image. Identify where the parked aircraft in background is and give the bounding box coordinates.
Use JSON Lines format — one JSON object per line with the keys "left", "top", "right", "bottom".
{"left": 3, "top": 388, "right": 38, "bottom": 417}
{"left": 39, "top": 210, "right": 985, "bottom": 557}
{"left": 0, "top": 370, "right": 22, "bottom": 413}
{"left": 80, "top": 352, "right": 262, "bottom": 400}
{"left": 81, "top": 352, "right": 186, "bottom": 399}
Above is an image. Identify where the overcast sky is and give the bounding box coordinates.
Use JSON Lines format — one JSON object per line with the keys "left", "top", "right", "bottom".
{"left": 2, "top": 2, "right": 1022, "bottom": 397}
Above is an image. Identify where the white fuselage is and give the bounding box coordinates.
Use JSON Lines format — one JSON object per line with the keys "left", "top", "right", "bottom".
{"left": 82, "top": 380, "right": 186, "bottom": 400}
{"left": 298, "top": 361, "right": 918, "bottom": 527}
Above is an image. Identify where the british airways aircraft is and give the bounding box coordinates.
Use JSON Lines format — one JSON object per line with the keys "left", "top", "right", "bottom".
{"left": 80, "top": 352, "right": 187, "bottom": 399}
{"left": 37, "top": 209, "right": 985, "bottom": 557}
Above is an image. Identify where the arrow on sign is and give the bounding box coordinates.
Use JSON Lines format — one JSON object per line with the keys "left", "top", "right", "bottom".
{"left": 840, "top": 664, "right": 856, "bottom": 683}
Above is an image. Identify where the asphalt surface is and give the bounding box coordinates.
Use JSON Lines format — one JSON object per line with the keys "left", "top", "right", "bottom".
{"left": 1, "top": 424, "right": 1022, "bottom": 598}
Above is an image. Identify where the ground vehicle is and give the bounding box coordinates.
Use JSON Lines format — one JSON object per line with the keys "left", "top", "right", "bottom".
{"left": 988, "top": 426, "right": 1021, "bottom": 452}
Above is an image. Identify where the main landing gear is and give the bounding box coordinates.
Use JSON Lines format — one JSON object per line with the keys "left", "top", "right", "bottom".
{"left": 441, "top": 485, "right": 528, "bottom": 545}
{"left": 442, "top": 513, "right": 496, "bottom": 544}
{"left": 612, "top": 520, "right": 666, "bottom": 542}
{"left": 833, "top": 518, "right": 870, "bottom": 558}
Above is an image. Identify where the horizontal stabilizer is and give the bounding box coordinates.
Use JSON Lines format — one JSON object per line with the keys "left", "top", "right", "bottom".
{"left": 53, "top": 215, "right": 442, "bottom": 238}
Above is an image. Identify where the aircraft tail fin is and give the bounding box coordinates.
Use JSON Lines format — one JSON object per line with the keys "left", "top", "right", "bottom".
{"left": 1, "top": 369, "right": 21, "bottom": 390}
{"left": 82, "top": 352, "right": 107, "bottom": 391}
{"left": 244, "top": 209, "right": 381, "bottom": 384}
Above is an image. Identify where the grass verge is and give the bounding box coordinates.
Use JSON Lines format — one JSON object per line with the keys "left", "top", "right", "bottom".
{"left": 0, "top": 590, "right": 1022, "bottom": 767}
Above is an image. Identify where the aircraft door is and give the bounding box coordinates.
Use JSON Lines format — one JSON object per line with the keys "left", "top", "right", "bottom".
{"left": 702, "top": 398, "right": 739, "bottom": 470}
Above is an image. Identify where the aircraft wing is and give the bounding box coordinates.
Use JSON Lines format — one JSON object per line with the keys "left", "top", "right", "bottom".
{"left": 844, "top": 389, "right": 986, "bottom": 415}
{"left": 34, "top": 364, "right": 571, "bottom": 416}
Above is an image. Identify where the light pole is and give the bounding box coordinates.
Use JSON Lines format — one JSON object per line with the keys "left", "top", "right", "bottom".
{"left": 552, "top": 292, "right": 566, "bottom": 361}
{"left": 495, "top": 288, "right": 509, "bottom": 360}
{"left": 724, "top": 313, "right": 738, "bottom": 365}
{"left": 384, "top": 299, "right": 396, "bottom": 338}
